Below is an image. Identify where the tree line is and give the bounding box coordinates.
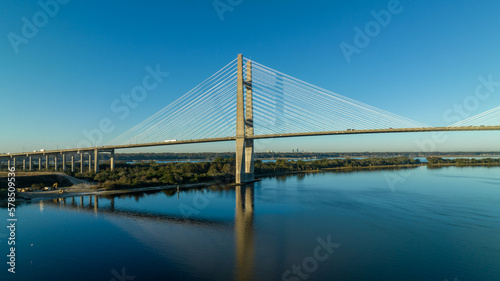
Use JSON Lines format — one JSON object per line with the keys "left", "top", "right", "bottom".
{"left": 426, "top": 157, "right": 500, "bottom": 166}
{"left": 91, "top": 156, "right": 422, "bottom": 190}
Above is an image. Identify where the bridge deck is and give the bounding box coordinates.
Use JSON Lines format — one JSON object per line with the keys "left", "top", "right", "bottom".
{"left": 2, "top": 125, "right": 500, "bottom": 157}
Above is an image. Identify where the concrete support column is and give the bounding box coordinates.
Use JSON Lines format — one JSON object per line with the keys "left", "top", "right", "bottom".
{"left": 235, "top": 54, "right": 246, "bottom": 184}
{"left": 94, "top": 149, "right": 99, "bottom": 173}
{"left": 244, "top": 142, "right": 254, "bottom": 181}
{"left": 13, "top": 158, "right": 16, "bottom": 170}
{"left": 236, "top": 139, "right": 246, "bottom": 184}
{"left": 54, "top": 155, "right": 58, "bottom": 171}
{"left": 110, "top": 149, "right": 115, "bottom": 171}
{"left": 71, "top": 155, "right": 75, "bottom": 173}
{"left": 29, "top": 156, "right": 32, "bottom": 171}
{"left": 23, "top": 159, "right": 26, "bottom": 170}
{"left": 245, "top": 60, "right": 254, "bottom": 182}
{"left": 7, "top": 159, "right": 11, "bottom": 170}
{"left": 88, "top": 154, "right": 92, "bottom": 172}
{"left": 45, "top": 155, "right": 49, "bottom": 170}
{"left": 62, "top": 154, "right": 66, "bottom": 171}
{"left": 38, "top": 157, "right": 42, "bottom": 170}
{"left": 79, "top": 153, "right": 83, "bottom": 174}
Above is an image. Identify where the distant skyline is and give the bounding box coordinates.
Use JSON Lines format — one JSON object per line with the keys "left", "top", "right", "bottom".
{"left": 2, "top": 0, "right": 500, "bottom": 153}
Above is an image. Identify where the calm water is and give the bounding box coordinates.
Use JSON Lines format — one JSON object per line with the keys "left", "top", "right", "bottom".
{"left": 2, "top": 166, "right": 500, "bottom": 281}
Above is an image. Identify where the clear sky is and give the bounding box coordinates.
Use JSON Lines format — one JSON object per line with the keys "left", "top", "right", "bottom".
{"left": 1, "top": 0, "right": 500, "bottom": 154}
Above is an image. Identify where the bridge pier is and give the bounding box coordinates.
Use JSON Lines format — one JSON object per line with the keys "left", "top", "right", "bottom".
{"left": 89, "top": 153, "right": 92, "bottom": 173}
{"left": 54, "top": 155, "right": 58, "bottom": 171}
{"left": 235, "top": 54, "right": 246, "bottom": 184}
{"left": 7, "top": 159, "right": 10, "bottom": 170}
{"left": 245, "top": 60, "right": 254, "bottom": 182}
{"left": 235, "top": 54, "right": 255, "bottom": 184}
{"left": 94, "top": 149, "right": 99, "bottom": 173}
{"left": 13, "top": 158, "right": 16, "bottom": 170}
{"left": 29, "top": 156, "right": 32, "bottom": 171}
{"left": 38, "top": 157, "right": 42, "bottom": 170}
{"left": 45, "top": 155, "right": 49, "bottom": 170}
{"left": 62, "top": 154, "right": 66, "bottom": 171}
{"left": 110, "top": 149, "right": 115, "bottom": 171}
{"left": 71, "top": 155, "right": 75, "bottom": 173}
{"left": 23, "top": 159, "right": 26, "bottom": 170}
{"left": 235, "top": 139, "right": 246, "bottom": 184}
{"left": 79, "top": 153, "right": 83, "bottom": 174}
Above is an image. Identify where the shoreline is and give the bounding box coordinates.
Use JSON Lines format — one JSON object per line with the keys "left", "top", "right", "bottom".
{"left": 427, "top": 163, "right": 500, "bottom": 167}
{"left": 11, "top": 182, "right": 220, "bottom": 204}
{"left": 255, "top": 163, "right": 422, "bottom": 178}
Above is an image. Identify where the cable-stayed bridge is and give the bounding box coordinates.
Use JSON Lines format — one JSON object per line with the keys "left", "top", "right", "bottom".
{"left": 3, "top": 54, "right": 500, "bottom": 183}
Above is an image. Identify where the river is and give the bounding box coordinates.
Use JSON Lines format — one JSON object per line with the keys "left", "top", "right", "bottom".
{"left": 2, "top": 166, "right": 500, "bottom": 280}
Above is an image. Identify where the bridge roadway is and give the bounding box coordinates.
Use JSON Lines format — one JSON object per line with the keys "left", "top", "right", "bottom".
{"left": 0, "top": 126, "right": 500, "bottom": 173}
{"left": 3, "top": 125, "right": 500, "bottom": 157}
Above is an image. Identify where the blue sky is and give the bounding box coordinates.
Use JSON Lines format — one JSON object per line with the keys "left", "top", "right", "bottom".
{"left": 1, "top": 0, "right": 500, "bottom": 153}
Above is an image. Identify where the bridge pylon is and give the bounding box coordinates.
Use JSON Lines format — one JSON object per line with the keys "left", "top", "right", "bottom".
{"left": 235, "top": 54, "right": 254, "bottom": 184}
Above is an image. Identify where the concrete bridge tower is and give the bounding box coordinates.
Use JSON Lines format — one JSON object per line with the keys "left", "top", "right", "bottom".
{"left": 235, "top": 54, "right": 254, "bottom": 184}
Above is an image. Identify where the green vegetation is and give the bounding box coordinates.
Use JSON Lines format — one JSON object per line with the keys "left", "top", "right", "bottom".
{"left": 0, "top": 174, "right": 73, "bottom": 201}
{"left": 108, "top": 151, "right": 500, "bottom": 162}
{"left": 0, "top": 189, "right": 8, "bottom": 201}
{"left": 93, "top": 157, "right": 235, "bottom": 190}
{"left": 91, "top": 157, "right": 422, "bottom": 190}
{"left": 0, "top": 174, "right": 72, "bottom": 190}
{"left": 426, "top": 157, "right": 500, "bottom": 166}
{"left": 255, "top": 157, "right": 420, "bottom": 174}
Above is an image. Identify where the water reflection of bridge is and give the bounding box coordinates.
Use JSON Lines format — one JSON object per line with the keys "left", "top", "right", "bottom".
{"left": 42, "top": 184, "right": 256, "bottom": 280}
{"left": 44, "top": 192, "right": 230, "bottom": 227}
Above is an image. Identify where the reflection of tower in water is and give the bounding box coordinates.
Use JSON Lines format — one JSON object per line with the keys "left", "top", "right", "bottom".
{"left": 235, "top": 183, "right": 255, "bottom": 280}
{"left": 43, "top": 187, "right": 257, "bottom": 279}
